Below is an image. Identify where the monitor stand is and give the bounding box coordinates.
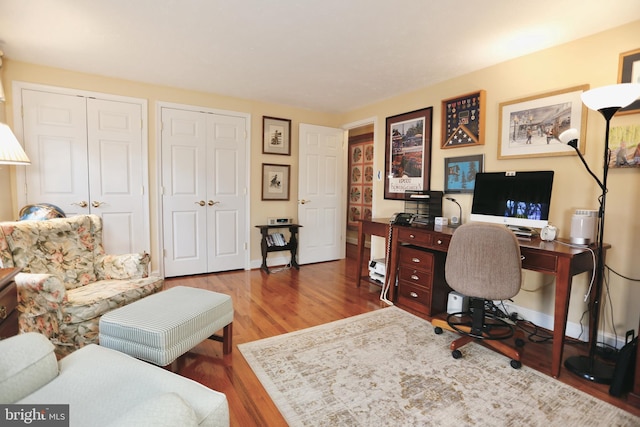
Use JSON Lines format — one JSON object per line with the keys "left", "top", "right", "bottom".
{"left": 507, "top": 225, "right": 537, "bottom": 237}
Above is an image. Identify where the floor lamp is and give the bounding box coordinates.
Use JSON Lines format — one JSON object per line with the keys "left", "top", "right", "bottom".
{"left": 558, "top": 82, "right": 640, "bottom": 383}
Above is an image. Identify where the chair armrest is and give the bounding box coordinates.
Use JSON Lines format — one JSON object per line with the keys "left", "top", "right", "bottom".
{"left": 0, "top": 332, "right": 59, "bottom": 403}
{"left": 15, "top": 273, "right": 67, "bottom": 316}
{"left": 95, "top": 252, "right": 150, "bottom": 280}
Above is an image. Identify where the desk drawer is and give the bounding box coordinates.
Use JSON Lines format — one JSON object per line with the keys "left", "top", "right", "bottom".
{"left": 397, "top": 281, "right": 432, "bottom": 316}
{"left": 395, "top": 227, "right": 432, "bottom": 246}
{"left": 521, "top": 249, "right": 558, "bottom": 273}
{"left": 0, "top": 281, "right": 17, "bottom": 338}
{"left": 399, "top": 246, "right": 434, "bottom": 270}
{"left": 398, "top": 266, "right": 432, "bottom": 288}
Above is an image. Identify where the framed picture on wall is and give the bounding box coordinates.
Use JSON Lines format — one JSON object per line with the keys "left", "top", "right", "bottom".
{"left": 618, "top": 48, "right": 640, "bottom": 115}
{"left": 444, "top": 154, "right": 484, "bottom": 193}
{"left": 384, "top": 107, "right": 433, "bottom": 200}
{"left": 263, "top": 116, "right": 291, "bottom": 155}
{"left": 498, "top": 85, "right": 589, "bottom": 159}
{"left": 441, "top": 90, "right": 486, "bottom": 149}
{"left": 262, "top": 163, "right": 290, "bottom": 200}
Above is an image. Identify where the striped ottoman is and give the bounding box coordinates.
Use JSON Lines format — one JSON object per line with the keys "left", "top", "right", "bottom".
{"left": 99, "top": 286, "right": 233, "bottom": 366}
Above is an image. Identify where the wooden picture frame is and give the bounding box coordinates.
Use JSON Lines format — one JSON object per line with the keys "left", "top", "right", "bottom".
{"left": 441, "top": 90, "right": 486, "bottom": 149}
{"left": 618, "top": 48, "right": 640, "bottom": 115}
{"left": 498, "top": 85, "right": 589, "bottom": 159}
{"left": 384, "top": 107, "right": 433, "bottom": 200}
{"left": 444, "top": 154, "right": 484, "bottom": 194}
{"left": 262, "top": 163, "right": 290, "bottom": 200}
{"left": 263, "top": 116, "right": 291, "bottom": 155}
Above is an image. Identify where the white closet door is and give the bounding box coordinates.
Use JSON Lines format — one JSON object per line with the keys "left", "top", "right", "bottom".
{"left": 87, "top": 98, "right": 146, "bottom": 254}
{"left": 161, "top": 108, "right": 209, "bottom": 277}
{"left": 21, "top": 90, "right": 89, "bottom": 215}
{"left": 207, "top": 113, "right": 247, "bottom": 272}
{"left": 161, "top": 107, "right": 248, "bottom": 277}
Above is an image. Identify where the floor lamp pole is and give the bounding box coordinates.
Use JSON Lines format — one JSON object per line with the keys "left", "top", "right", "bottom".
{"left": 564, "top": 107, "right": 618, "bottom": 384}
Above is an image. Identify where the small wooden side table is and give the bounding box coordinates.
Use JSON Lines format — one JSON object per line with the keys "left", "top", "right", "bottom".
{"left": 0, "top": 267, "right": 21, "bottom": 339}
{"left": 255, "top": 224, "right": 302, "bottom": 273}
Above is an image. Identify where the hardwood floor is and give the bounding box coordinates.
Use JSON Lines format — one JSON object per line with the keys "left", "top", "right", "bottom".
{"left": 166, "top": 246, "right": 640, "bottom": 426}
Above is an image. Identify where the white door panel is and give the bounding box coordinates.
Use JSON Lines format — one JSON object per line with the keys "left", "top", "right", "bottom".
{"left": 87, "top": 98, "right": 146, "bottom": 254}
{"left": 298, "top": 123, "right": 345, "bottom": 264}
{"left": 22, "top": 90, "right": 89, "bottom": 212}
{"left": 162, "top": 109, "right": 208, "bottom": 277}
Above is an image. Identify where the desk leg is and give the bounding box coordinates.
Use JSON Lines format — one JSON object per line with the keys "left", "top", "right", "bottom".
{"left": 387, "top": 230, "right": 400, "bottom": 302}
{"left": 356, "top": 221, "right": 366, "bottom": 287}
{"left": 552, "top": 259, "right": 573, "bottom": 378}
{"left": 289, "top": 226, "right": 300, "bottom": 270}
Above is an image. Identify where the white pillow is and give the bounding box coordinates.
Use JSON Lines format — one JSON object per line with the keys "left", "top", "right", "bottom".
{"left": 106, "top": 392, "right": 198, "bottom": 427}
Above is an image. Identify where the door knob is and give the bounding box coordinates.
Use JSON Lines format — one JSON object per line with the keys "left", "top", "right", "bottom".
{"left": 72, "top": 201, "right": 88, "bottom": 208}
{"left": 208, "top": 200, "right": 220, "bottom": 206}
{"left": 195, "top": 200, "right": 206, "bottom": 206}
{"left": 299, "top": 199, "right": 311, "bottom": 204}
{"left": 91, "top": 201, "right": 105, "bottom": 208}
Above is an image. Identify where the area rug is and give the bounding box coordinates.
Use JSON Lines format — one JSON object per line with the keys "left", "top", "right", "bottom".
{"left": 238, "top": 307, "right": 639, "bottom": 426}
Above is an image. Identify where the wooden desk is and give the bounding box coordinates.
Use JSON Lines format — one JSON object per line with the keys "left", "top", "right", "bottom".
{"left": 356, "top": 218, "right": 605, "bottom": 379}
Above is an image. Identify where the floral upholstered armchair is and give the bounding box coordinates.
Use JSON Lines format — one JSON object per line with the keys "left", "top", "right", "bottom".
{"left": 0, "top": 215, "right": 163, "bottom": 356}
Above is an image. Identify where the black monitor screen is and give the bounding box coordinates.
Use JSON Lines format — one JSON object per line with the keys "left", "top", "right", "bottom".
{"left": 470, "top": 171, "right": 554, "bottom": 228}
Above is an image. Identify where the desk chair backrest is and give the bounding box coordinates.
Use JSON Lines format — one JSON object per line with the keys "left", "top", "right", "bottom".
{"left": 445, "top": 222, "right": 522, "bottom": 301}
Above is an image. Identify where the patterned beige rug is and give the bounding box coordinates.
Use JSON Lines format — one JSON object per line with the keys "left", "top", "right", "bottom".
{"left": 238, "top": 306, "right": 639, "bottom": 426}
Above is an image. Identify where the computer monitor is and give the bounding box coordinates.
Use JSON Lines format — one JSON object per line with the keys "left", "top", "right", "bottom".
{"left": 469, "top": 171, "right": 554, "bottom": 230}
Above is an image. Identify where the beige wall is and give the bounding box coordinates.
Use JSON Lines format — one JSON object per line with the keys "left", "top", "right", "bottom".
{"left": 342, "top": 21, "right": 640, "bottom": 338}
{"left": 1, "top": 20, "right": 639, "bottom": 339}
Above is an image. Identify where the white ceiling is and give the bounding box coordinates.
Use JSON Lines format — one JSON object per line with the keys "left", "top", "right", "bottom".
{"left": 1, "top": 0, "right": 639, "bottom": 113}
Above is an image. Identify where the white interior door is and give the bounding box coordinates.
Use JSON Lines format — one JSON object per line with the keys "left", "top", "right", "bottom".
{"left": 161, "top": 108, "right": 208, "bottom": 277}
{"left": 87, "top": 98, "right": 146, "bottom": 254}
{"left": 21, "top": 90, "right": 89, "bottom": 215}
{"left": 207, "top": 114, "right": 248, "bottom": 272}
{"left": 161, "top": 107, "right": 248, "bottom": 277}
{"left": 298, "top": 123, "right": 345, "bottom": 264}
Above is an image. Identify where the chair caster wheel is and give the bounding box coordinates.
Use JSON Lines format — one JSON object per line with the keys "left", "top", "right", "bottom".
{"left": 434, "top": 327, "right": 443, "bottom": 334}
{"left": 452, "top": 349, "right": 462, "bottom": 359}
{"left": 515, "top": 338, "right": 525, "bottom": 347}
{"left": 510, "top": 360, "right": 522, "bottom": 369}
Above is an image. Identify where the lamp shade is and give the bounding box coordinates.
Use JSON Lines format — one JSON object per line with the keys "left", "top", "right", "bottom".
{"left": 581, "top": 83, "right": 640, "bottom": 111}
{"left": 0, "top": 123, "right": 30, "bottom": 165}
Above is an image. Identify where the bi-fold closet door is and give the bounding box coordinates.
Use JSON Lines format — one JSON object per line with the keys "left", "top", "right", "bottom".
{"left": 18, "top": 88, "right": 149, "bottom": 255}
{"left": 161, "top": 107, "right": 248, "bottom": 277}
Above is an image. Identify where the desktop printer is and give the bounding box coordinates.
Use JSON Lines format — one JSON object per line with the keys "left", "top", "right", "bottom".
{"left": 368, "top": 258, "right": 386, "bottom": 284}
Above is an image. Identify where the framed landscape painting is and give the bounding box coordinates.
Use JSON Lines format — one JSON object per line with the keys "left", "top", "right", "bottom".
{"left": 444, "top": 154, "right": 484, "bottom": 193}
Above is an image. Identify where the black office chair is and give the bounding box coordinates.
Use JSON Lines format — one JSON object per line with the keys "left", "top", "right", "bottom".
{"left": 433, "top": 222, "right": 525, "bottom": 369}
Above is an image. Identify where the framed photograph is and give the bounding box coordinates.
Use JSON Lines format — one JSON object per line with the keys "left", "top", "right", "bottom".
{"left": 498, "top": 85, "right": 589, "bottom": 159}
{"left": 618, "top": 48, "right": 640, "bottom": 115}
{"left": 384, "top": 107, "right": 433, "bottom": 200}
{"left": 444, "top": 154, "right": 484, "bottom": 193}
{"left": 441, "top": 90, "right": 486, "bottom": 149}
{"left": 263, "top": 116, "right": 291, "bottom": 155}
{"left": 608, "top": 125, "right": 640, "bottom": 168}
{"left": 262, "top": 163, "right": 290, "bottom": 200}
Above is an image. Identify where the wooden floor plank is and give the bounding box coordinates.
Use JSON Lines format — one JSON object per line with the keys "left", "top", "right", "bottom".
{"left": 165, "top": 245, "right": 640, "bottom": 426}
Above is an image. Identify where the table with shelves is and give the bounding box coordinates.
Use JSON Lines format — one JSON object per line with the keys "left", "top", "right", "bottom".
{"left": 0, "top": 267, "right": 21, "bottom": 339}
{"left": 356, "top": 218, "right": 607, "bottom": 379}
{"left": 256, "top": 224, "right": 302, "bottom": 273}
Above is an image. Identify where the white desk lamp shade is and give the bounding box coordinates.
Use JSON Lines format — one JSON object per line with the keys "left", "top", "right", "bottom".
{"left": 581, "top": 83, "right": 640, "bottom": 111}
{"left": 0, "top": 123, "right": 30, "bottom": 165}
